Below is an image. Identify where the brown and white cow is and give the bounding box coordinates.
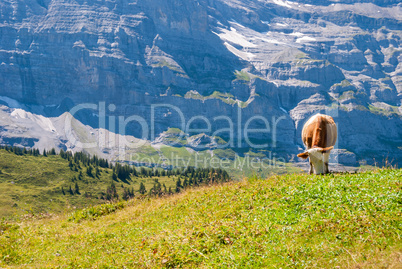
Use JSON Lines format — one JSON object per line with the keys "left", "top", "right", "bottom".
{"left": 297, "top": 114, "right": 337, "bottom": 174}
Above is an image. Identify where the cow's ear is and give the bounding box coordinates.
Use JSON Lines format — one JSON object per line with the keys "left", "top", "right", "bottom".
{"left": 297, "top": 152, "right": 309, "bottom": 159}
{"left": 317, "top": 146, "right": 334, "bottom": 153}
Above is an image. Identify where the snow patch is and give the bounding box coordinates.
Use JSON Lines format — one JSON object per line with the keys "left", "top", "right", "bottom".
{"left": 257, "top": 37, "right": 285, "bottom": 45}
{"left": 296, "top": 36, "right": 316, "bottom": 43}
{"left": 290, "top": 32, "right": 304, "bottom": 37}
{"left": 73, "top": 40, "right": 86, "bottom": 49}
{"left": 214, "top": 28, "right": 256, "bottom": 48}
{"left": 272, "top": 0, "right": 292, "bottom": 8}
{"left": 270, "top": 80, "right": 279, "bottom": 87}
{"left": 276, "top": 22, "right": 288, "bottom": 27}
{"left": 229, "top": 21, "right": 246, "bottom": 28}
{"left": 223, "top": 42, "right": 255, "bottom": 61}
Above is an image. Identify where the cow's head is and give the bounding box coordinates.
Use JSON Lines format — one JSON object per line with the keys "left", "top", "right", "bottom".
{"left": 297, "top": 146, "right": 334, "bottom": 174}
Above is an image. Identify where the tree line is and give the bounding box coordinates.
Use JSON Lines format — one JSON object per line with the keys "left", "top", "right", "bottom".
{"left": 0, "top": 145, "right": 231, "bottom": 201}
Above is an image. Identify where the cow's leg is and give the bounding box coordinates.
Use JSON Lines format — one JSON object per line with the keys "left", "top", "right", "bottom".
{"left": 323, "top": 152, "right": 330, "bottom": 174}
{"left": 309, "top": 158, "right": 313, "bottom": 174}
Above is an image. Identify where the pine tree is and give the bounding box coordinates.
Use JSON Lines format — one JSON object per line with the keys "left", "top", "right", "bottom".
{"left": 139, "top": 182, "right": 146, "bottom": 195}
{"left": 68, "top": 185, "right": 74, "bottom": 195}
{"left": 74, "top": 182, "right": 80, "bottom": 195}
{"left": 105, "top": 181, "right": 119, "bottom": 200}
{"left": 154, "top": 182, "right": 162, "bottom": 196}
{"left": 43, "top": 149, "right": 47, "bottom": 157}
{"left": 122, "top": 188, "right": 130, "bottom": 201}
{"left": 124, "top": 187, "right": 135, "bottom": 200}
{"left": 86, "top": 166, "right": 93, "bottom": 177}
{"left": 140, "top": 167, "right": 147, "bottom": 176}
{"left": 132, "top": 167, "right": 138, "bottom": 177}
{"left": 175, "top": 178, "right": 182, "bottom": 193}
{"left": 130, "top": 188, "right": 135, "bottom": 198}
{"left": 68, "top": 160, "right": 73, "bottom": 170}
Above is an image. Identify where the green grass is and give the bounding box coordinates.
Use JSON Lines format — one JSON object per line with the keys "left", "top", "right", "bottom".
{"left": 184, "top": 90, "right": 238, "bottom": 106}
{"left": 68, "top": 202, "right": 126, "bottom": 222}
{"left": 0, "top": 169, "right": 400, "bottom": 268}
{"left": 159, "top": 128, "right": 188, "bottom": 146}
{"left": 0, "top": 150, "right": 178, "bottom": 219}
{"left": 338, "top": 90, "right": 356, "bottom": 101}
{"left": 213, "top": 148, "right": 237, "bottom": 160}
{"left": 160, "top": 146, "right": 193, "bottom": 163}
{"left": 244, "top": 150, "right": 267, "bottom": 159}
{"left": 165, "top": 128, "right": 185, "bottom": 135}
{"left": 127, "top": 139, "right": 301, "bottom": 180}
{"left": 368, "top": 104, "right": 401, "bottom": 117}
{"left": 130, "top": 145, "right": 162, "bottom": 162}
{"left": 183, "top": 88, "right": 258, "bottom": 108}
{"left": 234, "top": 70, "right": 251, "bottom": 82}
{"left": 334, "top": 79, "right": 352, "bottom": 88}
{"left": 155, "top": 146, "right": 300, "bottom": 179}
{"left": 295, "top": 52, "right": 309, "bottom": 59}
{"left": 214, "top": 136, "right": 228, "bottom": 146}
{"left": 153, "top": 59, "right": 184, "bottom": 73}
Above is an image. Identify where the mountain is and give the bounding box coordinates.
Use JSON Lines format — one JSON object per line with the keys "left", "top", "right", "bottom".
{"left": 0, "top": 0, "right": 401, "bottom": 166}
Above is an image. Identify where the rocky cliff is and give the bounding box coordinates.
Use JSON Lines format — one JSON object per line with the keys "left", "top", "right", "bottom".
{"left": 0, "top": 0, "right": 401, "bottom": 166}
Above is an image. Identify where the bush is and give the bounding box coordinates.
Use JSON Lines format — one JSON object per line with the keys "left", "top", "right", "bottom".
{"left": 68, "top": 202, "right": 126, "bottom": 222}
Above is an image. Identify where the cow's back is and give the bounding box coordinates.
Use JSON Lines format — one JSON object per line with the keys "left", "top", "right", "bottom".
{"left": 301, "top": 114, "right": 337, "bottom": 149}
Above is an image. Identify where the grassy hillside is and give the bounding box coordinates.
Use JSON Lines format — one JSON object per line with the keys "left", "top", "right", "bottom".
{"left": 0, "top": 149, "right": 228, "bottom": 218}
{"left": 0, "top": 169, "right": 400, "bottom": 268}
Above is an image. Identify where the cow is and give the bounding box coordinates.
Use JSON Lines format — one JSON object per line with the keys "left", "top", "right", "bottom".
{"left": 297, "top": 113, "right": 337, "bottom": 174}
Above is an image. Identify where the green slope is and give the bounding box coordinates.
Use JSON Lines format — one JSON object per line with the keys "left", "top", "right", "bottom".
{"left": 0, "top": 149, "right": 223, "bottom": 218}
{"left": 0, "top": 169, "right": 400, "bottom": 268}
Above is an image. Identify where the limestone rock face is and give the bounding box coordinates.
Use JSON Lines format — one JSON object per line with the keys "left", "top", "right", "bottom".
{"left": 329, "top": 149, "right": 357, "bottom": 167}
{"left": 0, "top": 0, "right": 401, "bottom": 165}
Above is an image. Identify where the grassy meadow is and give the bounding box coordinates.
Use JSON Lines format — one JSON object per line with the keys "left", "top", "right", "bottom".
{"left": 0, "top": 169, "right": 400, "bottom": 268}
{"left": 0, "top": 149, "right": 179, "bottom": 218}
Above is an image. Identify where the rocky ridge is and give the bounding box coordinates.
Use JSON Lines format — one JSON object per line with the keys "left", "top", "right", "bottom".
{"left": 0, "top": 0, "right": 401, "bottom": 166}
